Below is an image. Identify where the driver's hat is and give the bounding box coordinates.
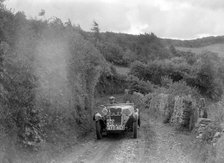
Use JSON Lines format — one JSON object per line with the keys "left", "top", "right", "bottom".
{"left": 109, "top": 96, "right": 115, "bottom": 100}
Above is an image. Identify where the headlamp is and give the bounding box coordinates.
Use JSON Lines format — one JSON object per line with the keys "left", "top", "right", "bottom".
{"left": 102, "top": 107, "right": 108, "bottom": 115}
{"left": 122, "top": 108, "right": 131, "bottom": 116}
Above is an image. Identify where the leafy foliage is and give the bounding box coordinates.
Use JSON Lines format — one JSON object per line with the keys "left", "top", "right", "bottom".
{"left": 130, "top": 53, "right": 224, "bottom": 101}
{"left": 0, "top": 6, "right": 106, "bottom": 149}
{"left": 129, "top": 60, "right": 191, "bottom": 85}
{"left": 95, "top": 65, "right": 127, "bottom": 95}
{"left": 97, "top": 42, "right": 127, "bottom": 66}
{"left": 85, "top": 31, "right": 173, "bottom": 66}
{"left": 0, "top": 9, "right": 39, "bottom": 149}
{"left": 1, "top": 1, "right": 224, "bottom": 155}
{"left": 91, "top": 21, "right": 100, "bottom": 42}
{"left": 126, "top": 75, "right": 154, "bottom": 95}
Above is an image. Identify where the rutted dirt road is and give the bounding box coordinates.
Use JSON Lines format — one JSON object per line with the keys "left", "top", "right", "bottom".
{"left": 56, "top": 110, "right": 195, "bottom": 163}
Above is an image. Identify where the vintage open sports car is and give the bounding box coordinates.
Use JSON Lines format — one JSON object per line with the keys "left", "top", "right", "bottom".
{"left": 93, "top": 103, "right": 140, "bottom": 139}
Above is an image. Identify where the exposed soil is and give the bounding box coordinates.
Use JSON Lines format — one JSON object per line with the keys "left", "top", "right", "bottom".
{"left": 55, "top": 110, "right": 196, "bottom": 163}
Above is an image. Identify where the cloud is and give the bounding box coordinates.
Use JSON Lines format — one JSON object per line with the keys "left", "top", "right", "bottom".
{"left": 5, "top": 0, "right": 224, "bottom": 39}
{"left": 6, "top": 0, "right": 132, "bottom": 32}
{"left": 175, "top": 0, "right": 224, "bottom": 10}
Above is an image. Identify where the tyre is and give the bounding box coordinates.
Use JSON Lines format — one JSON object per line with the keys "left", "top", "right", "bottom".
{"left": 138, "top": 118, "right": 141, "bottom": 127}
{"left": 133, "top": 121, "right": 137, "bottom": 138}
{"left": 138, "top": 113, "right": 141, "bottom": 127}
{"left": 96, "top": 121, "right": 102, "bottom": 139}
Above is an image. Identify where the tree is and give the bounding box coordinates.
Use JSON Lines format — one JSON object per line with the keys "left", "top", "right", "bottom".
{"left": 123, "top": 49, "right": 136, "bottom": 65}
{"left": 0, "top": 42, "right": 8, "bottom": 106}
{"left": 169, "top": 45, "right": 178, "bottom": 56}
{"left": 195, "top": 62, "right": 223, "bottom": 101}
{"left": 0, "top": 0, "right": 5, "bottom": 8}
{"left": 91, "top": 21, "right": 100, "bottom": 42}
{"left": 38, "top": 9, "right": 45, "bottom": 17}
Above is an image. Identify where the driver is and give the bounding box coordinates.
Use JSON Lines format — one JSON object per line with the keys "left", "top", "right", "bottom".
{"left": 109, "top": 96, "right": 116, "bottom": 104}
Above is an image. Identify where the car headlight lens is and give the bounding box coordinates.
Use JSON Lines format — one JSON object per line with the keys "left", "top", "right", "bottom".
{"left": 95, "top": 113, "right": 102, "bottom": 121}
{"left": 122, "top": 108, "right": 131, "bottom": 116}
{"left": 102, "top": 107, "right": 108, "bottom": 115}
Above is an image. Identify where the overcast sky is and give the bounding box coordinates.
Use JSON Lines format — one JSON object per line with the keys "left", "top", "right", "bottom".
{"left": 5, "top": 0, "right": 224, "bottom": 39}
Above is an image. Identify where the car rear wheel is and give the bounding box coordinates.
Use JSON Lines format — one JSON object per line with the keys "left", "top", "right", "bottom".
{"left": 133, "top": 121, "right": 137, "bottom": 138}
{"left": 96, "top": 121, "right": 102, "bottom": 139}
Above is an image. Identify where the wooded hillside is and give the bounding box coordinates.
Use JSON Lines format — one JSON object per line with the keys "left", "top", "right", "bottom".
{"left": 1, "top": 1, "right": 224, "bottom": 157}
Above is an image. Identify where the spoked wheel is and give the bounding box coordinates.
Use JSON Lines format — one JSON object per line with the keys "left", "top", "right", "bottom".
{"left": 96, "top": 121, "right": 102, "bottom": 139}
{"left": 133, "top": 121, "right": 138, "bottom": 138}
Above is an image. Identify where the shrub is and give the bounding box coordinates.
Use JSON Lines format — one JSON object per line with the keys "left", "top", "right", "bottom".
{"left": 195, "top": 63, "right": 223, "bottom": 101}
{"left": 170, "top": 95, "right": 196, "bottom": 129}
{"left": 123, "top": 93, "right": 145, "bottom": 109}
{"left": 126, "top": 75, "right": 154, "bottom": 95}
{"left": 95, "top": 66, "right": 127, "bottom": 95}
{"left": 157, "top": 80, "right": 200, "bottom": 99}
{"left": 155, "top": 81, "right": 199, "bottom": 125}
{"left": 130, "top": 54, "right": 224, "bottom": 101}
{"left": 97, "top": 42, "right": 127, "bottom": 66}
{"left": 207, "top": 98, "right": 224, "bottom": 123}
{"left": 130, "top": 60, "right": 192, "bottom": 86}
{"left": 129, "top": 61, "right": 147, "bottom": 80}
{"left": 135, "top": 33, "right": 171, "bottom": 61}
{"left": 142, "top": 93, "right": 171, "bottom": 121}
{"left": 0, "top": 6, "right": 106, "bottom": 151}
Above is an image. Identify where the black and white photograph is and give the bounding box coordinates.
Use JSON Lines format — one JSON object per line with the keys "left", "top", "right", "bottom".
{"left": 1, "top": 0, "right": 224, "bottom": 162}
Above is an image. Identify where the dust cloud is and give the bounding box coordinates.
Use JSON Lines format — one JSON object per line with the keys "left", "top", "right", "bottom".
{"left": 34, "top": 37, "right": 73, "bottom": 112}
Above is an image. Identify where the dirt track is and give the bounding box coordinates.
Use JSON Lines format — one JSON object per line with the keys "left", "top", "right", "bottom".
{"left": 56, "top": 110, "right": 195, "bottom": 163}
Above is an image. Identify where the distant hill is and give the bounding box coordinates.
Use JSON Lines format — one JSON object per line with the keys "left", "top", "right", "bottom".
{"left": 82, "top": 32, "right": 172, "bottom": 66}
{"left": 175, "top": 43, "right": 224, "bottom": 57}
{"left": 160, "top": 35, "right": 224, "bottom": 57}
{"left": 161, "top": 35, "right": 224, "bottom": 48}
{"left": 98, "top": 32, "right": 224, "bottom": 51}
{"left": 83, "top": 31, "right": 224, "bottom": 65}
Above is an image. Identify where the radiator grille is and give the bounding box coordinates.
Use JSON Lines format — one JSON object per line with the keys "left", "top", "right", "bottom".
{"left": 109, "top": 108, "right": 122, "bottom": 125}
{"left": 110, "top": 116, "right": 122, "bottom": 125}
